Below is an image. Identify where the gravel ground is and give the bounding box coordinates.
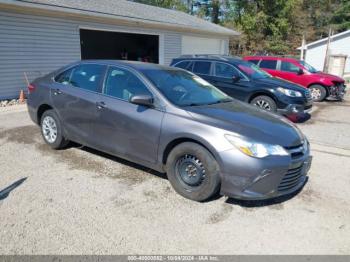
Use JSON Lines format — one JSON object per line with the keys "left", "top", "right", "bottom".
{"left": 0, "top": 99, "right": 26, "bottom": 107}
{"left": 0, "top": 97, "right": 349, "bottom": 255}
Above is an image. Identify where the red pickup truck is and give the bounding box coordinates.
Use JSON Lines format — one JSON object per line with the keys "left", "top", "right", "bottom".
{"left": 244, "top": 56, "right": 346, "bottom": 102}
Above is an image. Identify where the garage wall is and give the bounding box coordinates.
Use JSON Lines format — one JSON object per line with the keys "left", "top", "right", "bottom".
{"left": 0, "top": 10, "right": 81, "bottom": 99}
{"left": 0, "top": 10, "right": 183, "bottom": 99}
{"left": 305, "top": 32, "right": 350, "bottom": 74}
{"left": 181, "top": 35, "right": 228, "bottom": 55}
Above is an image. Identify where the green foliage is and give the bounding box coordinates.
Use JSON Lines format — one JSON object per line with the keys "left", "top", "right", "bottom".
{"left": 132, "top": 0, "right": 188, "bottom": 12}
{"left": 331, "top": 0, "right": 350, "bottom": 32}
{"left": 132, "top": 0, "right": 350, "bottom": 55}
{"left": 224, "top": 0, "right": 306, "bottom": 55}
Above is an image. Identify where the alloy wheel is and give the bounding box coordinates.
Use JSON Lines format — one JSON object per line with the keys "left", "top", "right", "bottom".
{"left": 254, "top": 99, "right": 271, "bottom": 111}
{"left": 310, "top": 88, "right": 322, "bottom": 100}
{"left": 42, "top": 116, "right": 58, "bottom": 143}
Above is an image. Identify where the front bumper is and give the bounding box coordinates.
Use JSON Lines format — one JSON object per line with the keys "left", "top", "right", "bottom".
{"left": 275, "top": 92, "right": 313, "bottom": 116}
{"left": 218, "top": 144, "right": 312, "bottom": 200}
{"left": 327, "top": 83, "right": 347, "bottom": 100}
{"left": 277, "top": 103, "right": 312, "bottom": 115}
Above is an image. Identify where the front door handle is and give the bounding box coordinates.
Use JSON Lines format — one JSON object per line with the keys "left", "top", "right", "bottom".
{"left": 96, "top": 101, "right": 107, "bottom": 110}
{"left": 53, "top": 88, "right": 62, "bottom": 95}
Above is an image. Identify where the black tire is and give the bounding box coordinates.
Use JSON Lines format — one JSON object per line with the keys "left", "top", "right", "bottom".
{"left": 40, "top": 109, "right": 69, "bottom": 149}
{"left": 250, "top": 95, "right": 277, "bottom": 112}
{"left": 166, "top": 142, "right": 221, "bottom": 202}
{"left": 309, "top": 84, "right": 327, "bottom": 102}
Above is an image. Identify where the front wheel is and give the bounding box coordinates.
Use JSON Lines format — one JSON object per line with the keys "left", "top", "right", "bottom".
{"left": 309, "top": 85, "right": 327, "bottom": 102}
{"left": 40, "top": 109, "right": 69, "bottom": 149}
{"left": 166, "top": 142, "right": 221, "bottom": 202}
{"left": 250, "top": 95, "right": 277, "bottom": 112}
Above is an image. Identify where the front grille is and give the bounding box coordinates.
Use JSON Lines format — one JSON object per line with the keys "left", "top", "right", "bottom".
{"left": 278, "top": 164, "right": 304, "bottom": 192}
{"left": 284, "top": 142, "right": 306, "bottom": 159}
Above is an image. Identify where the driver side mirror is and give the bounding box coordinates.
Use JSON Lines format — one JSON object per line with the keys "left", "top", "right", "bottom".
{"left": 232, "top": 75, "right": 241, "bottom": 83}
{"left": 130, "top": 94, "right": 154, "bottom": 107}
{"left": 297, "top": 68, "right": 304, "bottom": 75}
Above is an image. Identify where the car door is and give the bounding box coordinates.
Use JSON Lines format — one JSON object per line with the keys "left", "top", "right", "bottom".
{"left": 278, "top": 61, "right": 306, "bottom": 86}
{"left": 92, "top": 66, "right": 164, "bottom": 164}
{"left": 50, "top": 63, "right": 106, "bottom": 144}
{"left": 192, "top": 61, "right": 215, "bottom": 83}
{"left": 210, "top": 62, "right": 251, "bottom": 101}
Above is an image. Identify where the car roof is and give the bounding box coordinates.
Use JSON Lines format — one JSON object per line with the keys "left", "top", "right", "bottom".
{"left": 173, "top": 55, "right": 243, "bottom": 64}
{"left": 78, "top": 59, "right": 178, "bottom": 71}
{"left": 245, "top": 56, "right": 300, "bottom": 63}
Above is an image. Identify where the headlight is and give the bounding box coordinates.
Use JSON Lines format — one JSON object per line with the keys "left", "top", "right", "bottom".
{"left": 277, "top": 87, "right": 302, "bottom": 97}
{"left": 225, "top": 135, "right": 289, "bottom": 158}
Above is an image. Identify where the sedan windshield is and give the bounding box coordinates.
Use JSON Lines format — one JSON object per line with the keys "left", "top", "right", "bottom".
{"left": 236, "top": 61, "right": 272, "bottom": 79}
{"left": 141, "top": 69, "right": 232, "bottom": 107}
{"left": 300, "top": 61, "right": 318, "bottom": 73}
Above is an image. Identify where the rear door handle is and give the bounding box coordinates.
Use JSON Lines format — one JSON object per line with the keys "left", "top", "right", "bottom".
{"left": 53, "top": 88, "right": 62, "bottom": 95}
{"left": 96, "top": 101, "right": 107, "bottom": 110}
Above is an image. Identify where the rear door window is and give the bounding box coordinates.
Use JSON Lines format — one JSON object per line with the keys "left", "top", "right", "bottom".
{"left": 259, "top": 60, "right": 277, "bottom": 70}
{"left": 54, "top": 68, "right": 74, "bottom": 85}
{"left": 281, "top": 62, "right": 301, "bottom": 73}
{"left": 70, "top": 64, "right": 105, "bottom": 92}
{"left": 174, "top": 61, "right": 193, "bottom": 71}
{"left": 193, "top": 61, "right": 212, "bottom": 75}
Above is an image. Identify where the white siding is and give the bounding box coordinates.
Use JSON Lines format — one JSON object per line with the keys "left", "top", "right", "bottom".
{"left": 164, "top": 33, "right": 182, "bottom": 66}
{"left": 181, "top": 35, "right": 228, "bottom": 55}
{"left": 0, "top": 10, "right": 183, "bottom": 99}
{"left": 305, "top": 33, "right": 350, "bottom": 74}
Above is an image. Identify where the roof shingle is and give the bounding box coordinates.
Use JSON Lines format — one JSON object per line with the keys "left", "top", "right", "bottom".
{"left": 13, "top": 0, "right": 239, "bottom": 36}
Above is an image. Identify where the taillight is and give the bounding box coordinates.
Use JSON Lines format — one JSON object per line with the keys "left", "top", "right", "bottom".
{"left": 27, "top": 84, "right": 36, "bottom": 94}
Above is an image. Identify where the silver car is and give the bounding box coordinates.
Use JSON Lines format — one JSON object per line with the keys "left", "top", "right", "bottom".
{"left": 27, "top": 60, "right": 312, "bottom": 202}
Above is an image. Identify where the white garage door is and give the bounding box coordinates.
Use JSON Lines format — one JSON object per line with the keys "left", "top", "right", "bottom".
{"left": 181, "top": 36, "right": 225, "bottom": 55}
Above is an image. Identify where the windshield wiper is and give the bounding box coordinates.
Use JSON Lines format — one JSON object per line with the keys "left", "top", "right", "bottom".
{"left": 182, "top": 103, "right": 203, "bottom": 107}
{"left": 182, "top": 98, "right": 233, "bottom": 107}
{"left": 220, "top": 98, "right": 233, "bottom": 103}
{"left": 207, "top": 98, "right": 233, "bottom": 105}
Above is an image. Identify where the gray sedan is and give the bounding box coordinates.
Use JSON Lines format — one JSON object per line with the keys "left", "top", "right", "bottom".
{"left": 27, "top": 60, "right": 312, "bottom": 202}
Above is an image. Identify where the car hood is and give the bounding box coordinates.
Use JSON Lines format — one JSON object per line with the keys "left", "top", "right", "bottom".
{"left": 185, "top": 100, "right": 304, "bottom": 147}
{"left": 313, "top": 72, "right": 345, "bottom": 83}
{"left": 252, "top": 77, "right": 306, "bottom": 91}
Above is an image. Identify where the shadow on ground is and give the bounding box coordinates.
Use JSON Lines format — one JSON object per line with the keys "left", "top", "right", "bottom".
{"left": 0, "top": 177, "right": 27, "bottom": 201}
{"left": 70, "top": 142, "right": 168, "bottom": 181}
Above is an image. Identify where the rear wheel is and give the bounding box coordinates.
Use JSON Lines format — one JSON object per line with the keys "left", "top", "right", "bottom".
{"left": 166, "top": 142, "right": 220, "bottom": 202}
{"left": 40, "top": 110, "right": 69, "bottom": 149}
{"left": 309, "top": 84, "right": 327, "bottom": 102}
{"left": 250, "top": 95, "right": 277, "bottom": 112}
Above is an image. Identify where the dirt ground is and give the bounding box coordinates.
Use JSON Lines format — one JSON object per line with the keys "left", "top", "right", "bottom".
{"left": 0, "top": 96, "right": 349, "bottom": 255}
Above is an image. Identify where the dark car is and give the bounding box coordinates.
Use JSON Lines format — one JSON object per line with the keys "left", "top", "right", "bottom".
{"left": 171, "top": 55, "right": 313, "bottom": 115}
{"left": 27, "top": 60, "right": 312, "bottom": 202}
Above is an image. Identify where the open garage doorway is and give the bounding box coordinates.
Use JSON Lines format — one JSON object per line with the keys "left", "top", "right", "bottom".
{"left": 80, "top": 29, "right": 159, "bottom": 63}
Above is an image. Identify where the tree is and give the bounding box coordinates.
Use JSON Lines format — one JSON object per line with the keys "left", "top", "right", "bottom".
{"left": 132, "top": 0, "right": 188, "bottom": 12}
{"left": 187, "top": 0, "right": 230, "bottom": 24}
{"left": 330, "top": 0, "right": 350, "bottom": 32}
{"left": 131, "top": 0, "right": 349, "bottom": 55}
{"left": 224, "top": 0, "right": 307, "bottom": 55}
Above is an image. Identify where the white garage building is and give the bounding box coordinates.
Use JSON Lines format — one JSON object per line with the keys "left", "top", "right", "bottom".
{"left": 299, "top": 30, "right": 350, "bottom": 78}
{"left": 0, "top": 0, "right": 239, "bottom": 99}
